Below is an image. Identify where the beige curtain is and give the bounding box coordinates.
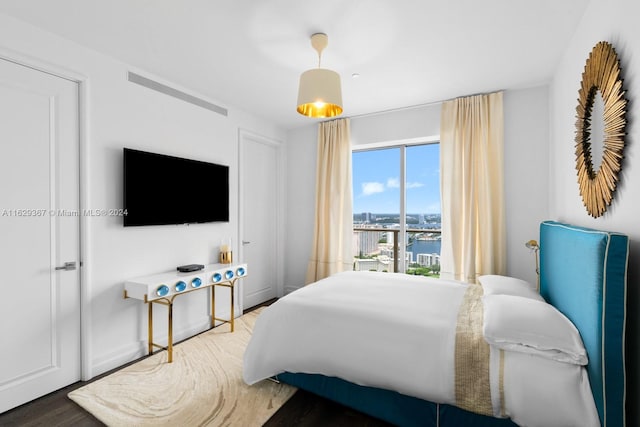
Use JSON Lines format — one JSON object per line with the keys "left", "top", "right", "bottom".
{"left": 306, "top": 118, "right": 353, "bottom": 283}
{"left": 439, "top": 92, "right": 506, "bottom": 283}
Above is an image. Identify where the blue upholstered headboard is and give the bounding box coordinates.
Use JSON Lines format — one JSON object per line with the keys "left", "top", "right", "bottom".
{"left": 539, "top": 221, "right": 628, "bottom": 427}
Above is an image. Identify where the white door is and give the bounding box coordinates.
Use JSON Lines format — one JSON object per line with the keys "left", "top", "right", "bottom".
{"left": 239, "top": 131, "right": 280, "bottom": 309}
{"left": 0, "top": 58, "right": 81, "bottom": 412}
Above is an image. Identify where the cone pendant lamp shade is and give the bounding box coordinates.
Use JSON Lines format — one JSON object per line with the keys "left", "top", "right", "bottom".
{"left": 296, "top": 33, "right": 343, "bottom": 118}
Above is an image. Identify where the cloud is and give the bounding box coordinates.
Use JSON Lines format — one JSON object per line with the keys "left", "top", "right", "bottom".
{"left": 386, "top": 177, "right": 423, "bottom": 189}
{"left": 406, "top": 182, "right": 424, "bottom": 189}
{"left": 361, "top": 178, "right": 424, "bottom": 196}
{"left": 361, "top": 182, "right": 385, "bottom": 196}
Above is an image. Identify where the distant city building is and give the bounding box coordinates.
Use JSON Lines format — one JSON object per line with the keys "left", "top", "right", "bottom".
{"left": 417, "top": 253, "right": 441, "bottom": 267}
{"left": 354, "top": 257, "right": 390, "bottom": 272}
{"left": 353, "top": 230, "right": 381, "bottom": 257}
{"left": 376, "top": 248, "right": 413, "bottom": 265}
{"left": 379, "top": 247, "right": 393, "bottom": 258}
{"left": 361, "top": 212, "right": 376, "bottom": 223}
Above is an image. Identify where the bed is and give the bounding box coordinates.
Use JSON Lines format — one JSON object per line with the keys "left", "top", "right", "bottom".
{"left": 243, "top": 221, "right": 628, "bottom": 426}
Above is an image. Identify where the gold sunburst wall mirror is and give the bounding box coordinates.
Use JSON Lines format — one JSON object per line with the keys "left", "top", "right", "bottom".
{"left": 575, "top": 41, "right": 628, "bottom": 218}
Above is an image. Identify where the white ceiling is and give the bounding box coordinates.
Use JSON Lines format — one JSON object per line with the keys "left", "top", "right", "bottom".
{"left": 0, "top": 0, "right": 591, "bottom": 130}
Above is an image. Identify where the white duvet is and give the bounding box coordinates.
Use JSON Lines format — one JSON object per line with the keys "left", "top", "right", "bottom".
{"left": 243, "top": 271, "right": 599, "bottom": 426}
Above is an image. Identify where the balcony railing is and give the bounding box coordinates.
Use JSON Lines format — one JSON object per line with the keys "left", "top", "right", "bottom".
{"left": 353, "top": 227, "right": 442, "bottom": 273}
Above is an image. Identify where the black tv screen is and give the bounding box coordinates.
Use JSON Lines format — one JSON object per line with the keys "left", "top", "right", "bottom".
{"left": 123, "top": 148, "right": 229, "bottom": 226}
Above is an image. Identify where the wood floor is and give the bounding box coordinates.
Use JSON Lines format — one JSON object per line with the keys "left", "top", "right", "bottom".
{"left": 0, "top": 381, "right": 391, "bottom": 427}
{"left": 0, "top": 300, "right": 392, "bottom": 427}
{"left": 0, "top": 371, "right": 390, "bottom": 427}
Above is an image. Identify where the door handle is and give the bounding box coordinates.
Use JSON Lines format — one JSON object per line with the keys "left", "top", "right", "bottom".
{"left": 55, "top": 261, "right": 77, "bottom": 271}
{"left": 242, "top": 241, "right": 251, "bottom": 245}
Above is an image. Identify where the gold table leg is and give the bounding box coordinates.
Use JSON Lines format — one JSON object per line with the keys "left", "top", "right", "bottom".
{"left": 167, "top": 300, "right": 173, "bottom": 363}
{"left": 211, "top": 285, "right": 216, "bottom": 328}
{"left": 147, "top": 299, "right": 174, "bottom": 362}
{"left": 230, "top": 281, "right": 235, "bottom": 332}
{"left": 148, "top": 302, "right": 153, "bottom": 355}
{"left": 211, "top": 279, "right": 237, "bottom": 332}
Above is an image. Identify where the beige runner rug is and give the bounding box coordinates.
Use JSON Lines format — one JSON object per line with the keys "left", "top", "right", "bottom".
{"left": 69, "top": 308, "right": 296, "bottom": 426}
{"left": 454, "top": 283, "right": 493, "bottom": 416}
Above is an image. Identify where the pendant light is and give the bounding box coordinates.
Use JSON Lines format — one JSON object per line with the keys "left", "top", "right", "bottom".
{"left": 296, "top": 33, "right": 343, "bottom": 118}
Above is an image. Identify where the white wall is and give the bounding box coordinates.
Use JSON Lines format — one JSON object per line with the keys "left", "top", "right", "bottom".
{"left": 0, "top": 12, "right": 285, "bottom": 379}
{"left": 285, "top": 88, "right": 549, "bottom": 290}
{"left": 548, "top": 0, "right": 640, "bottom": 418}
{"left": 284, "top": 125, "right": 317, "bottom": 292}
{"left": 503, "top": 87, "right": 550, "bottom": 285}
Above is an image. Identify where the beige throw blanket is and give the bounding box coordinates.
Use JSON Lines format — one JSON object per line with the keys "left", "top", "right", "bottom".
{"left": 454, "top": 283, "right": 494, "bottom": 416}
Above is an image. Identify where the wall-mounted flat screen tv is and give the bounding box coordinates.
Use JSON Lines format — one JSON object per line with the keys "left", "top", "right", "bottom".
{"left": 123, "top": 148, "right": 229, "bottom": 226}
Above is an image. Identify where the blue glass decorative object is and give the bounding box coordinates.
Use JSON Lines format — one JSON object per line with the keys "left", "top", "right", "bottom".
{"left": 156, "top": 284, "right": 170, "bottom": 297}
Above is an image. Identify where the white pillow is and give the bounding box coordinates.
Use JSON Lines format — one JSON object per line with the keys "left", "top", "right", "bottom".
{"left": 478, "top": 275, "right": 543, "bottom": 301}
{"left": 483, "top": 294, "right": 588, "bottom": 365}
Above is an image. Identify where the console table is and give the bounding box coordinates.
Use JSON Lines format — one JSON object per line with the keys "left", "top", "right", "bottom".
{"left": 124, "top": 263, "right": 247, "bottom": 362}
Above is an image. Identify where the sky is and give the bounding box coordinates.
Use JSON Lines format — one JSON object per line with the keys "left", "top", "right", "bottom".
{"left": 352, "top": 143, "right": 440, "bottom": 214}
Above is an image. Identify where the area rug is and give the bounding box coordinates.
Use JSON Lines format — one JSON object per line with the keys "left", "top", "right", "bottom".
{"left": 69, "top": 308, "right": 296, "bottom": 426}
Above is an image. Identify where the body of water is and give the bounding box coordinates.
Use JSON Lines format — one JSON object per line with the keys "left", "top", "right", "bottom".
{"left": 407, "top": 239, "right": 441, "bottom": 255}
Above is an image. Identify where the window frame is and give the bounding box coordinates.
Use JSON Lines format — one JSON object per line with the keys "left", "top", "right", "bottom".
{"left": 352, "top": 136, "right": 440, "bottom": 273}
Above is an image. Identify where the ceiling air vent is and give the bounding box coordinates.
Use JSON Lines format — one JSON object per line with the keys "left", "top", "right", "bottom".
{"left": 127, "top": 71, "right": 227, "bottom": 117}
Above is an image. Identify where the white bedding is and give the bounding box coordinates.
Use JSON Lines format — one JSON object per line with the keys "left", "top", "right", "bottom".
{"left": 243, "top": 271, "right": 599, "bottom": 426}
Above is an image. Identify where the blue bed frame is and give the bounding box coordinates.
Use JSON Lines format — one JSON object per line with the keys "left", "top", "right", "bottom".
{"left": 276, "top": 221, "right": 628, "bottom": 426}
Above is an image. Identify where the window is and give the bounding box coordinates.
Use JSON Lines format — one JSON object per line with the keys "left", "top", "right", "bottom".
{"left": 352, "top": 141, "right": 440, "bottom": 276}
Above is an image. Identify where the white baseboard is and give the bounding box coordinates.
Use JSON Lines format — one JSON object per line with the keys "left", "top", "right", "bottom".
{"left": 90, "top": 316, "right": 214, "bottom": 378}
